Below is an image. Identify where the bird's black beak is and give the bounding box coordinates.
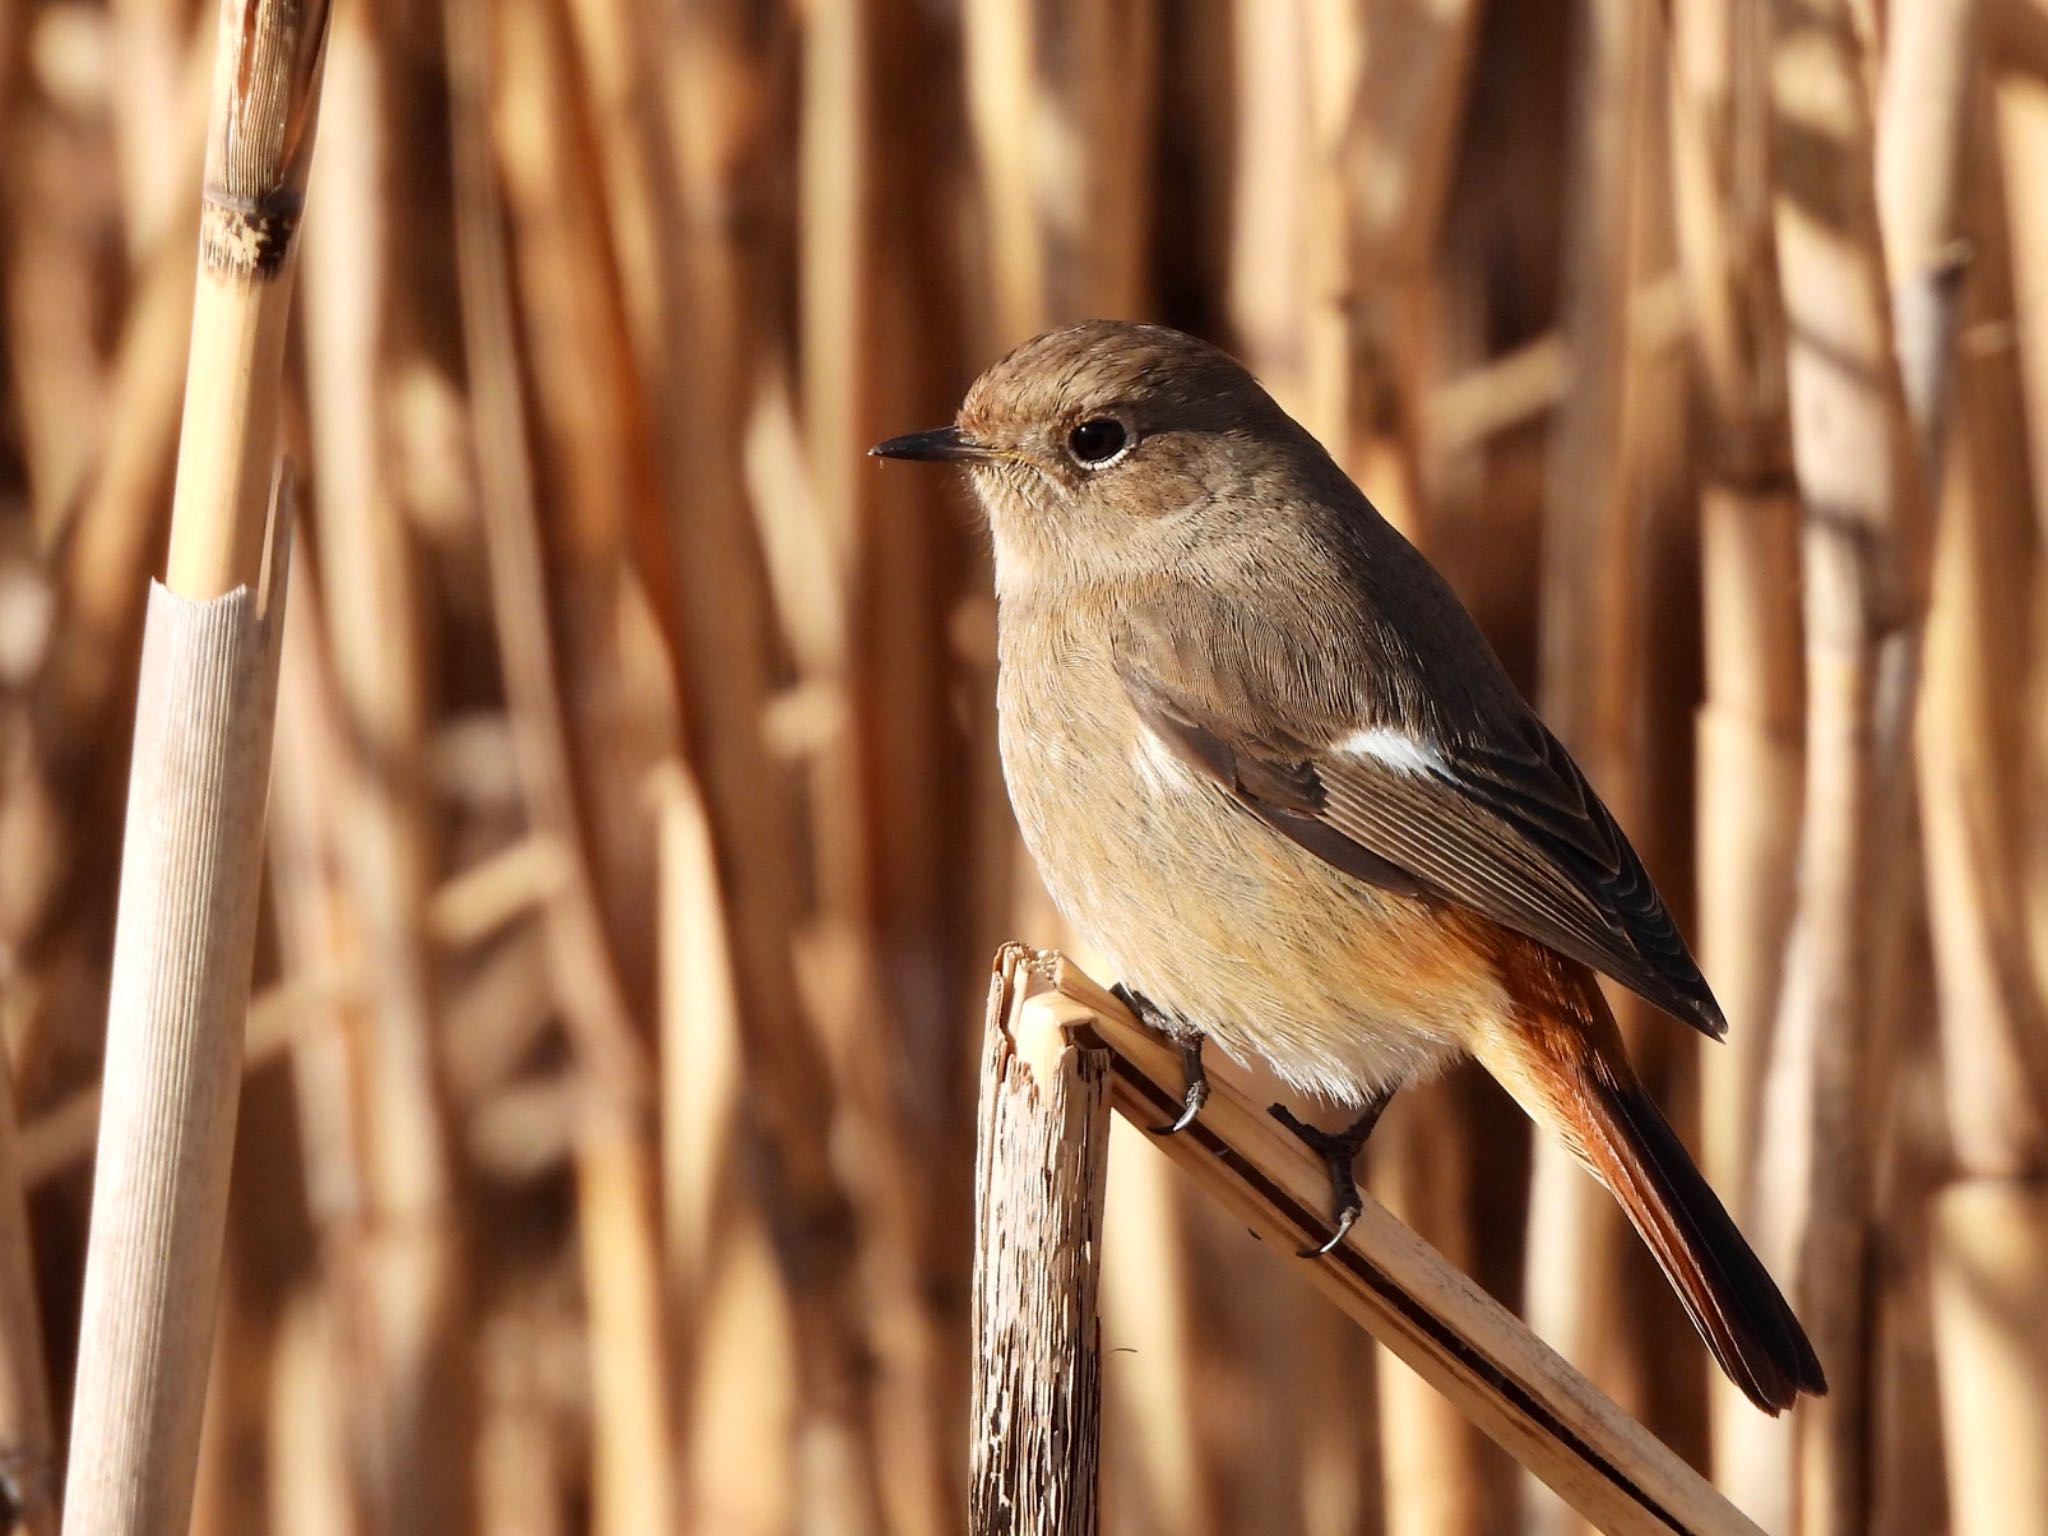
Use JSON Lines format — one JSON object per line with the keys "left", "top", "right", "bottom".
{"left": 869, "top": 425, "right": 991, "bottom": 463}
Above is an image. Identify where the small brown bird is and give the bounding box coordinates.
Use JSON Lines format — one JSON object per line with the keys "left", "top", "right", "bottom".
{"left": 873, "top": 320, "right": 1824, "bottom": 1413}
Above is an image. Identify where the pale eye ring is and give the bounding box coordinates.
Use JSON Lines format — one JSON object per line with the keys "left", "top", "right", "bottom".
{"left": 1065, "top": 416, "right": 1132, "bottom": 468}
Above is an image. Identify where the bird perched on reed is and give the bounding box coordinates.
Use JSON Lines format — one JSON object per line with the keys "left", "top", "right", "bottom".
{"left": 874, "top": 319, "right": 1825, "bottom": 1413}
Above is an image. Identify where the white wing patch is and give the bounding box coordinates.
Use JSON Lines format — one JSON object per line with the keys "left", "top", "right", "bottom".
{"left": 1333, "top": 725, "right": 1448, "bottom": 778}
{"left": 1130, "top": 727, "right": 1192, "bottom": 795}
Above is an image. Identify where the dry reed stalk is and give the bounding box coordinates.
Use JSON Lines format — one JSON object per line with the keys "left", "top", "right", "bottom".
{"left": 1878, "top": 0, "right": 1976, "bottom": 472}
{"left": 62, "top": 518, "right": 295, "bottom": 1536}
{"left": 1999, "top": 28, "right": 2048, "bottom": 485}
{"left": 1096, "top": 1130, "right": 1217, "bottom": 1533}
{"left": 1870, "top": 6, "right": 2002, "bottom": 1531}
{"left": 1994, "top": 27, "right": 2048, "bottom": 1000}
{"left": 260, "top": 573, "right": 371, "bottom": 1534}
{"left": 495, "top": 0, "right": 681, "bottom": 958}
{"left": 481, "top": 13, "right": 690, "bottom": 1523}
{"left": 0, "top": 225, "right": 192, "bottom": 1102}
{"left": 652, "top": 767, "right": 803, "bottom": 1531}
{"left": 453, "top": 11, "right": 701, "bottom": 1534}
{"left": 1759, "top": 2, "right": 1933, "bottom": 1531}
{"left": 556, "top": 0, "right": 664, "bottom": 363}
{"left": 0, "top": 0, "right": 15, "bottom": 130}
{"left": 161, "top": 14, "right": 325, "bottom": 601}
{"left": 1666, "top": 0, "right": 1804, "bottom": 1502}
{"left": 577, "top": 1110, "right": 677, "bottom": 1536}
{"left": 61, "top": 1, "right": 329, "bottom": 1530}
{"left": 619, "top": 0, "right": 889, "bottom": 1515}
{"left": 32, "top": 222, "right": 191, "bottom": 700}
{"left": 297, "top": 10, "right": 478, "bottom": 1527}
{"left": 1371, "top": 1080, "right": 1489, "bottom": 1536}
{"left": 1, "top": 0, "right": 142, "bottom": 535}
{"left": 1909, "top": 53, "right": 2048, "bottom": 1536}
{"left": 1022, "top": 949, "right": 1768, "bottom": 1536}
{"left": 1524, "top": 17, "right": 1656, "bottom": 1503}
{"left": 971, "top": 946, "right": 1112, "bottom": 1536}
{"left": 266, "top": 1290, "right": 357, "bottom": 1536}
{"left": 1930, "top": 1187, "right": 2048, "bottom": 1536}
{"left": 477, "top": 1305, "right": 573, "bottom": 1536}
{"left": 964, "top": 0, "right": 1156, "bottom": 339}
{"left": 1220, "top": 0, "right": 1310, "bottom": 383}
{"left": 802, "top": 7, "right": 986, "bottom": 1527}
{"left": 425, "top": 836, "right": 573, "bottom": 950}
{"left": 0, "top": 1043, "right": 54, "bottom": 1536}
{"left": 1302, "top": 0, "right": 1478, "bottom": 547}
{"left": 105, "top": 0, "right": 202, "bottom": 258}
{"left": 451, "top": 0, "right": 653, "bottom": 1124}
{"left": 270, "top": 554, "right": 473, "bottom": 1536}
{"left": 2008, "top": 5, "right": 2048, "bottom": 82}
{"left": 652, "top": 767, "right": 737, "bottom": 1306}
{"left": 190, "top": 1139, "right": 297, "bottom": 1536}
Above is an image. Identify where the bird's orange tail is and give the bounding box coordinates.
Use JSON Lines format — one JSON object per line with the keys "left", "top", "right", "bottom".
{"left": 1474, "top": 947, "right": 1827, "bottom": 1414}
{"left": 1567, "top": 1056, "right": 1826, "bottom": 1413}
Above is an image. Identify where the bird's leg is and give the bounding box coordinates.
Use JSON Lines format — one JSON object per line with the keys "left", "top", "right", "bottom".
{"left": 1268, "top": 1089, "right": 1395, "bottom": 1257}
{"left": 1113, "top": 984, "right": 1210, "bottom": 1136}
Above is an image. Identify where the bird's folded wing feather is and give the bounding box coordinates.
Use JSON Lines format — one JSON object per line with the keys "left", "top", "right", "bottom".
{"left": 1116, "top": 647, "right": 1727, "bottom": 1039}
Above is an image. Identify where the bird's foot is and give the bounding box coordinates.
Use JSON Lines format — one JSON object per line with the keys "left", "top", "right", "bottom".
{"left": 1114, "top": 985, "right": 1209, "bottom": 1136}
{"left": 1268, "top": 1092, "right": 1393, "bottom": 1257}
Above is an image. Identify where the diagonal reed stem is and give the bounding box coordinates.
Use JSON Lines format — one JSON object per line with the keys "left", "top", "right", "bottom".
{"left": 990, "top": 946, "right": 1769, "bottom": 1536}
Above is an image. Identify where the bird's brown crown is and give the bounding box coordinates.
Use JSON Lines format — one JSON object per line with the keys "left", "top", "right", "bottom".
{"left": 957, "top": 319, "right": 1269, "bottom": 452}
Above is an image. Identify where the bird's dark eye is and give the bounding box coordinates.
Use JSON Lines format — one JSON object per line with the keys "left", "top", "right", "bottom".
{"left": 1066, "top": 417, "right": 1130, "bottom": 466}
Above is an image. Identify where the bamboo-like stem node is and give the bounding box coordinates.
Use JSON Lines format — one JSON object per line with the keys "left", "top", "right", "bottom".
{"left": 198, "top": 191, "right": 307, "bottom": 278}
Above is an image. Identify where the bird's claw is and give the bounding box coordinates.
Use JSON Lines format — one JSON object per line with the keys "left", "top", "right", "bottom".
{"left": 1112, "top": 986, "right": 1211, "bottom": 1138}
{"left": 1268, "top": 1094, "right": 1392, "bottom": 1258}
{"left": 1301, "top": 1198, "right": 1361, "bottom": 1258}
{"left": 1151, "top": 1037, "right": 1209, "bottom": 1137}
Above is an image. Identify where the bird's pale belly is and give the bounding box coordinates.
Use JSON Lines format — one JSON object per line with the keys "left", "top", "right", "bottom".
{"left": 999, "top": 693, "right": 1496, "bottom": 1107}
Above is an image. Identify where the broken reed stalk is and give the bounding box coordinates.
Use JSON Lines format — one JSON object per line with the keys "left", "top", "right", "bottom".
{"left": 994, "top": 949, "right": 1767, "bottom": 1536}
{"left": 972, "top": 946, "right": 1113, "bottom": 1536}
{"left": 1762, "top": 2, "right": 1931, "bottom": 1532}
{"left": 60, "top": 5, "right": 331, "bottom": 1536}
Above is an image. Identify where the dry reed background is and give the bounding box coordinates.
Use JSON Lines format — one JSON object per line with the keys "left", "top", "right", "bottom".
{"left": 0, "top": 0, "right": 2045, "bottom": 1532}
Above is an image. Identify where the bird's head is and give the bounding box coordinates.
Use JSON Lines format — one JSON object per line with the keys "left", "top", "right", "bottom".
{"left": 872, "top": 320, "right": 1320, "bottom": 593}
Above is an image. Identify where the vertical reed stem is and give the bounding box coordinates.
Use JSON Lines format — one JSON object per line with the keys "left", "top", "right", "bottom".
{"left": 61, "top": 4, "right": 329, "bottom": 1534}
{"left": 1763, "top": 3, "right": 1931, "bottom": 1529}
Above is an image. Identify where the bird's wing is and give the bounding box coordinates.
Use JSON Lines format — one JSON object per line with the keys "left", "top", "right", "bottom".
{"left": 1115, "top": 644, "right": 1727, "bottom": 1039}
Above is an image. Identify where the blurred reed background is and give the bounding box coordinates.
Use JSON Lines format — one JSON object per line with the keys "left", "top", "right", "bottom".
{"left": 0, "top": 0, "right": 2045, "bottom": 1532}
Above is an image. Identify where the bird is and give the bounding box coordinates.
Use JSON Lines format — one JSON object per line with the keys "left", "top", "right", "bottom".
{"left": 871, "top": 319, "right": 1825, "bottom": 1414}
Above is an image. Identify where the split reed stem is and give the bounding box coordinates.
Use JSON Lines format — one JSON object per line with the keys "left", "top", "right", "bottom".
{"left": 60, "top": 4, "right": 331, "bottom": 1535}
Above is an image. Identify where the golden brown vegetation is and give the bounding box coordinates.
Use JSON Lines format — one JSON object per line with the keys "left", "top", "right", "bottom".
{"left": 0, "top": 0, "right": 2044, "bottom": 1532}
